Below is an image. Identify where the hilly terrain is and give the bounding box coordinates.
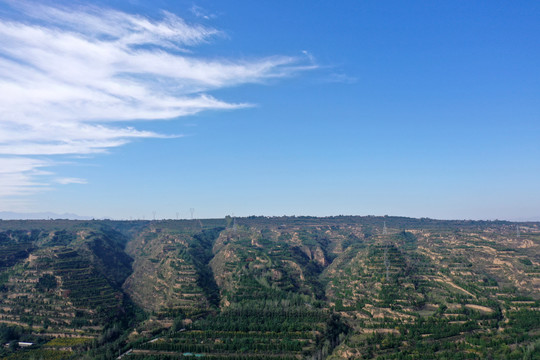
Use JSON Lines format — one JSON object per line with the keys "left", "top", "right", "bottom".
{"left": 0, "top": 216, "right": 539, "bottom": 359}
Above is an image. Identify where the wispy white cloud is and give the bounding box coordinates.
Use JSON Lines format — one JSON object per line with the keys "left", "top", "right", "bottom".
{"left": 0, "top": 1, "right": 315, "bottom": 203}
{"left": 190, "top": 5, "right": 217, "bottom": 20}
{"left": 302, "top": 50, "right": 316, "bottom": 64}
{"left": 55, "top": 177, "right": 88, "bottom": 185}
{"left": 0, "top": 157, "right": 51, "bottom": 197}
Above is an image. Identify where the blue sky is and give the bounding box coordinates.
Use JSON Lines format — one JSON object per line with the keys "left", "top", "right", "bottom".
{"left": 0, "top": 0, "right": 539, "bottom": 220}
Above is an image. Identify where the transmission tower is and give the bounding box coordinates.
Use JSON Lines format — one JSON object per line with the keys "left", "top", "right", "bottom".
{"left": 516, "top": 225, "right": 520, "bottom": 239}
{"left": 190, "top": 208, "right": 195, "bottom": 220}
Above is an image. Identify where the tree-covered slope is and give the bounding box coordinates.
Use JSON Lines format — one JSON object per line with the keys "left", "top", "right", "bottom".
{"left": 0, "top": 222, "right": 139, "bottom": 359}
{"left": 0, "top": 217, "right": 538, "bottom": 359}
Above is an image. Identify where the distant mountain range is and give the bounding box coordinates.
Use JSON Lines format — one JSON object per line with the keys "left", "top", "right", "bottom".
{"left": 0, "top": 211, "right": 93, "bottom": 220}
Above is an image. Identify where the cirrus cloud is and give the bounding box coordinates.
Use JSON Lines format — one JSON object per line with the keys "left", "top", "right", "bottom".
{"left": 0, "top": 1, "right": 315, "bottom": 202}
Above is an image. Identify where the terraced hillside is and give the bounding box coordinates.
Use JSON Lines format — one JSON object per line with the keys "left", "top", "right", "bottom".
{"left": 0, "top": 222, "right": 139, "bottom": 359}
{"left": 126, "top": 225, "right": 347, "bottom": 360}
{"left": 0, "top": 217, "right": 538, "bottom": 359}
{"left": 123, "top": 223, "right": 223, "bottom": 317}
{"left": 328, "top": 224, "right": 540, "bottom": 359}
